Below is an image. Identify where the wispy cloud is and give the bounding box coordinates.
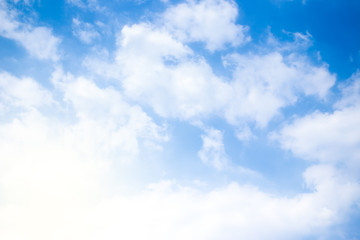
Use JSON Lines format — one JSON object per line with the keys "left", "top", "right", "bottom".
{"left": 0, "top": 0, "right": 61, "bottom": 61}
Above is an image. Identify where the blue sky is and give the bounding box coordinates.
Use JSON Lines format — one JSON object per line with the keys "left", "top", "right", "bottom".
{"left": 0, "top": 0, "right": 360, "bottom": 239}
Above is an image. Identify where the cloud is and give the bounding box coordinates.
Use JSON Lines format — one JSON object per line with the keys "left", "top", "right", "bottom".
{"left": 162, "top": 0, "right": 250, "bottom": 51}
{"left": 274, "top": 72, "right": 360, "bottom": 168}
{"left": 72, "top": 18, "right": 100, "bottom": 44}
{"left": 51, "top": 68, "right": 168, "bottom": 162}
{"left": 198, "top": 128, "right": 229, "bottom": 170}
{"left": 334, "top": 70, "right": 360, "bottom": 109}
{"left": 0, "top": 71, "right": 54, "bottom": 113}
{"left": 0, "top": 82, "right": 358, "bottom": 239}
{"left": 115, "top": 23, "right": 230, "bottom": 120}
{"left": 0, "top": 139, "right": 358, "bottom": 240}
{"left": 0, "top": 0, "right": 61, "bottom": 61}
{"left": 223, "top": 52, "right": 335, "bottom": 127}
{"left": 111, "top": 22, "right": 335, "bottom": 127}
{"left": 275, "top": 107, "right": 360, "bottom": 166}
{"left": 0, "top": 113, "right": 358, "bottom": 239}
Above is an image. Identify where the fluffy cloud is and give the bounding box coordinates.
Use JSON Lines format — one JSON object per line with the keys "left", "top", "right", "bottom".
{"left": 0, "top": 0, "right": 61, "bottom": 61}
{"left": 0, "top": 70, "right": 354, "bottom": 240}
{"left": 275, "top": 107, "right": 360, "bottom": 165}
{"left": 116, "top": 23, "right": 230, "bottom": 120}
{"left": 224, "top": 52, "right": 335, "bottom": 126}
{"left": 0, "top": 72, "right": 54, "bottom": 111}
{"left": 0, "top": 70, "right": 169, "bottom": 240}
{"left": 162, "top": 0, "right": 250, "bottom": 51}
{"left": 0, "top": 142, "right": 358, "bottom": 240}
{"left": 51, "top": 68, "right": 168, "bottom": 162}
{"left": 274, "top": 72, "right": 360, "bottom": 168}
{"left": 112, "top": 22, "right": 335, "bottom": 128}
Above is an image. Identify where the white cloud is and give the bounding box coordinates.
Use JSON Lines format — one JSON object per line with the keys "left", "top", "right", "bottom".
{"left": 275, "top": 107, "right": 360, "bottom": 166}
{"left": 1, "top": 97, "right": 358, "bottom": 240}
{"left": 0, "top": 0, "right": 61, "bottom": 61}
{"left": 224, "top": 52, "right": 335, "bottom": 127}
{"left": 72, "top": 18, "right": 100, "bottom": 44}
{"left": 0, "top": 108, "right": 358, "bottom": 238}
{"left": 0, "top": 71, "right": 54, "bottom": 111}
{"left": 114, "top": 23, "right": 335, "bottom": 127}
{"left": 334, "top": 70, "right": 360, "bottom": 109}
{"left": 116, "top": 23, "right": 230, "bottom": 120}
{"left": 198, "top": 128, "right": 228, "bottom": 170}
{"left": 51, "top": 68, "right": 168, "bottom": 162}
{"left": 0, "top": 143, "right": 358, "bottom": 240}
{"left": 162, "top": 0, "right": 250, "bottom": 51}
{"left": 274, "top": 72, "right": 360, "bottom": 168}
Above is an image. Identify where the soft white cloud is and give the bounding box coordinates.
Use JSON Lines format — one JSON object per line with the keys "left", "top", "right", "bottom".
{"left": 224, "top": 52, "right": 335, "bottom": 127}
{"left": 51, "top": 68, "right": 168, "bottom": 162}
{"left": 0, "top": 71, "right": 53, "bottom": 111}
{"left": 198, "top": 128, "right": 228, "bottom": 170}
{"left": 275, "top": 107, "right": 360, "bottom": 166}
{"left": 112, "top": 23, "right": 335, "bottom": 127}
{"left": 72, "top": 18, "right": 100, "bottom": 44}
{"left": 162, "top": 0, "right": 250, "bottom": 51}
{"left": 0, "top": 113, "right": 358, "bottom": 239}
{"left": 0, "top": 138, "right": 358, "bottom": 240}
{"left": 274, "top": 72, "right": 360, "bottom": 168}
{"left": 1, "top": 98, "right": 358, "bottom": 240}
{"left": 116, "top": 23, "right": 230, "bottom": 120}
{"left": 334, "top": 70, "right": 360, "bottom": 109}
{"left": 0, "top": 0, "right": 61, "bottom": 61}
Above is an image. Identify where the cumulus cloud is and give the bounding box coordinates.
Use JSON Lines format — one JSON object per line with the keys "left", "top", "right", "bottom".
{"left": 274, "top": 71, "right": 360, "bottom": 169}
{"left": 51, "top": 68, "right": 168, "bottom": 162}
{"left": 0, "top": 0, "right": 61, "bottom": 61}
{"left": 0, "top": 70, "right": 170, "bottom": 240}
{"left": 275, "top": 107, "right": 360, "bottom": 166}
{"left": 162, "top": 0, "right": 250, "bottom": 51}
{"left": 116, "top": 23, "right": 230, "bottom": 120}
{"left": 223, "top": 52, "right": 335, "bottom": 126}
{"left": 111, "top": 22, "right": 335, "bottom": 127}
{"left": 0, "top": 71, "right": 54, "bottom": 110}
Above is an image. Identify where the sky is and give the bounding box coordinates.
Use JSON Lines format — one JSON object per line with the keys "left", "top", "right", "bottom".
{"left": 0, "top": 0, "right": 360, "bottom": 239}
